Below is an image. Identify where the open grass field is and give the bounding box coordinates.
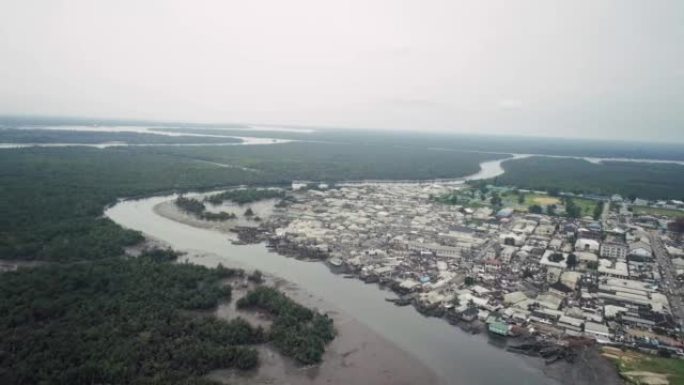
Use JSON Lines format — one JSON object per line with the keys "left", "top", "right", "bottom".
{"left": 633, "top": 206, "right": 684, "bottom": 218}
{"left": 574, "top": 198, "right": 600, "bottom": 217}
{"left": 526, "top": 194, "right": 561, "bottom": 206}
{"left": 602, "top": 346, "right": 684, "bottom": 385}
{"left": 501, "top": 192, "right": 578, "bottom": 212}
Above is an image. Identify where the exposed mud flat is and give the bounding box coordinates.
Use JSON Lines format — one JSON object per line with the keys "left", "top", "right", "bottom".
{"left": 215, "top": 280, "right": 274, "bottom": 330}
{"left": 153, "top": 196, "right": 278, "bottom": 233}
{"left": 124, "top": 219, "right": 443, "bottom": 385}
{"left": 174, "top": 250, "right": 442, "bottom": 385}
{"left": 208, "top": 286, "right": 441, "bottom": 385}
{"left": 542, "top": 347, "right": 624, "bottom": 385}
{"left": 154, "top": 200, "right": 242, "bottom": 233}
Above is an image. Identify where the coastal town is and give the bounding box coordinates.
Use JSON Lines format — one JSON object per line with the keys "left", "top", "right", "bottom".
{"left": 222, "top": 182, "right": 684, "bottom": 370}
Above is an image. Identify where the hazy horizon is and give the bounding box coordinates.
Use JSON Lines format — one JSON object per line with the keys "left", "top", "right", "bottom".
{"left": 1, "top": 0, "right": 683, "bottom": 142}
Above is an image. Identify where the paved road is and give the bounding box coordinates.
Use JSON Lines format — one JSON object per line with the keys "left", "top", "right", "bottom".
{"left": 600, "top": 200, "right": 610, "bottom": 227}
{"left": 650, "top": 232, "right": 684, "bottom": 326}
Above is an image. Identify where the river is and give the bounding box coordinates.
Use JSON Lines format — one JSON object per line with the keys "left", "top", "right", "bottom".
{"left": 0, "top": 136, "right": 293, "bottom": 149}
{"left": 105, "top": 158, "right": 560, "bottom": 385}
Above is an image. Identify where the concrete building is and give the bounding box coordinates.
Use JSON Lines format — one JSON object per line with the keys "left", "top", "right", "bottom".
{"left": 584, "top": 322, "right": 611, "bottom": 341}
{"left": 575, "top": 238, "right": 600, "bottom": 253}
{"left": 601, "top": 240, "right": 628, "bottom": 260}
{"left": 629, "top": 241, "right": 653, "bottom": 259}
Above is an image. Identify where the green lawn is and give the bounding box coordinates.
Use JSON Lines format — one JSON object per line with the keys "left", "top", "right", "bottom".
{"left": 633, "top": 205, "right": 684, "bottom": 218}
{"left": 501, "top": 192, "right": 595, "bottom": 215}
{"left": 573, "top": 198, "right": 600, "bottom": 217}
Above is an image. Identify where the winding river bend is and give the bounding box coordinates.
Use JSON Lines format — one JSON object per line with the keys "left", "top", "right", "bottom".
{"left": 105, "top": 158, "right": 559, "bottom": 385}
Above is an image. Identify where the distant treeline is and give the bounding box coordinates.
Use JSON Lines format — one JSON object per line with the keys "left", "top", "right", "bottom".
{"left": 0, "top": 128, "right": 241, "bottom": 145}
{"left": 0, "top": 144, "right": 499, "bottom": 261}
{"left": 5, "top": 141, "right": 680, "bottom": 263}
{"left": 0, "top": 147, "right": 263, "bottom": 261}
{"left": 152, "top": 141, "right": 502, "bottom": 182}
{"left": 491, "top": 157, "right": 684, "bottom": 201}
{"left": 154, "top": 126, "right": 684, "bottom": 162}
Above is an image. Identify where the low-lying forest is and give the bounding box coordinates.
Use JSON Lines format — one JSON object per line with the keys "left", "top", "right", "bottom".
{"left": 0, "top": 250, "right": 335, "bottom": 385}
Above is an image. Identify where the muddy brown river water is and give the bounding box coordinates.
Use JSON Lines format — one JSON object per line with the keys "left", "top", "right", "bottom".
{"left": 106, "top": 193, "right": 560, "bottom": 385}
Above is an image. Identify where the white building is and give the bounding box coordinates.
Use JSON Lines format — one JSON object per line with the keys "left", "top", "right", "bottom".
{"left": 600, "top": 241, "right": 628, "bottom": 260}
{"left": 598, "top": 260, "right": 629, "bottom": 279}
{"left": 584, "top": 322, "right": 611, "bottom": 341}
{"left": 575, "top": 238, "right": 600, "bottom": 253}
{"left": 629, "top": 241, "right": 653, "bottom": 259}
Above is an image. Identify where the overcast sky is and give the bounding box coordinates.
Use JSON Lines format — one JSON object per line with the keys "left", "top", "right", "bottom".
{"left": 1, "top": 0, "right": 682, "bottom": 141}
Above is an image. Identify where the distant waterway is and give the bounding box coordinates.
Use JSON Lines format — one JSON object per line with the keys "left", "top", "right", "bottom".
{"left": 430, "top": 147, "right": 684, "bottom": 167}
{"left": 0, "top": 136, "right": 293, "bottom": 149}
{"left": 0, "top": 125, "right": 296, "bottom": 149}
{"left": 326, "top": 154, "right": 530, "bottom": 187}
{"left": 105, "top": 193, "right": 558, "bottom": 385}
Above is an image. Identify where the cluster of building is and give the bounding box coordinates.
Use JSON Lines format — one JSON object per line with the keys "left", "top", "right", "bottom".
{"left": 266, "top": 182, "right": 684, "bottom": 356}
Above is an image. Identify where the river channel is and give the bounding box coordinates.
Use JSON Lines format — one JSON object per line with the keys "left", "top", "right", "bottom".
{"left": 105, "top": 157, "right": 560, "bottom": 385}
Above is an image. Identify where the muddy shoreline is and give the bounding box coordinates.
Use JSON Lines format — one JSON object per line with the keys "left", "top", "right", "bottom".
{"left": 151, "top": 201, "right": 442, "bottom": 385}
{"left": 209, "top": 276, "right": 441, "bottom": 385}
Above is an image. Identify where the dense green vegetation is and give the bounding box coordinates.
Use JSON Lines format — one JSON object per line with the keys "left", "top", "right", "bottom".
{"left": 492, "top": 157, "right": 684, "bottom": 200}
{"left": 593, "top": 201, "right": 604, "bottom": 220}
{"left": 0, "top": 147, "right": 261, "bottom": 260}
{"left": 0, "top": 144, "right": 502, "bottom": 261}
{"left": 0, "top": 250, "right": 267, "bottom": 385}
{"left": 205, "top": 188, "right": 285, "bottom": 205}
{"left": 175, "top": 196, "right": 207, "bottom": 215}
{"left": 175, "top": 197, "right": 237, "bottom": 221}
{"left": 152, "top": 141, "right": 504, "bottom": 182}
{"left": 564, "top": 198, "right": 582, "bottom": 218}
{"left": 528, "top": 204, "right": 543, "bottom": 214}
{"left": 237, "top": 286, "right": 336, "bottom": 364}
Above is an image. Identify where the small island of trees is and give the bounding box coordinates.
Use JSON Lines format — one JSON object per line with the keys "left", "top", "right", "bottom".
{"left": 175, "top": 196, "right": 237, "bottom": 221}
{"left": 237, "top": 286, "right": 336, "bottom": 364}
{"left": 205, "top": 188, "right": 285, "bottom": 205}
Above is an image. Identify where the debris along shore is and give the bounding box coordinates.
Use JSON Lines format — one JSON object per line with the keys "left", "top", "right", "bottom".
{"left": 505, "top": 337, "right": 596, "bottom": 365}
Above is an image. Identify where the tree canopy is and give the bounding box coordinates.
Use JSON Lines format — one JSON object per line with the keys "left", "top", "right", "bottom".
{"left": 0, "top": 251, "right": 266, "bottom": 385}
{"left": 237, "top": 286, "right": 336, "bottom": 365}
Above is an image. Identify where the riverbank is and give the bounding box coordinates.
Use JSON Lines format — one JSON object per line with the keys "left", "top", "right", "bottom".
{"left": 207, "top": 274, "right": 441, "bottom": 385}
{"left": 106, "top": 194, "right": 622, "bottom": 385}
{"left": 153, "top": 197, "right": 624, "bottom": 385}
{"left": 135, "top": 199, "right": 441, "bottom": 384}
{"left": 132, "top": 240, "right": 441, "bottom": 384}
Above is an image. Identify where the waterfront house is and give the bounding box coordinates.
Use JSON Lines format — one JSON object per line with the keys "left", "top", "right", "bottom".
{"left": 486, "top": 316, "right": 510, "bottom": 336}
